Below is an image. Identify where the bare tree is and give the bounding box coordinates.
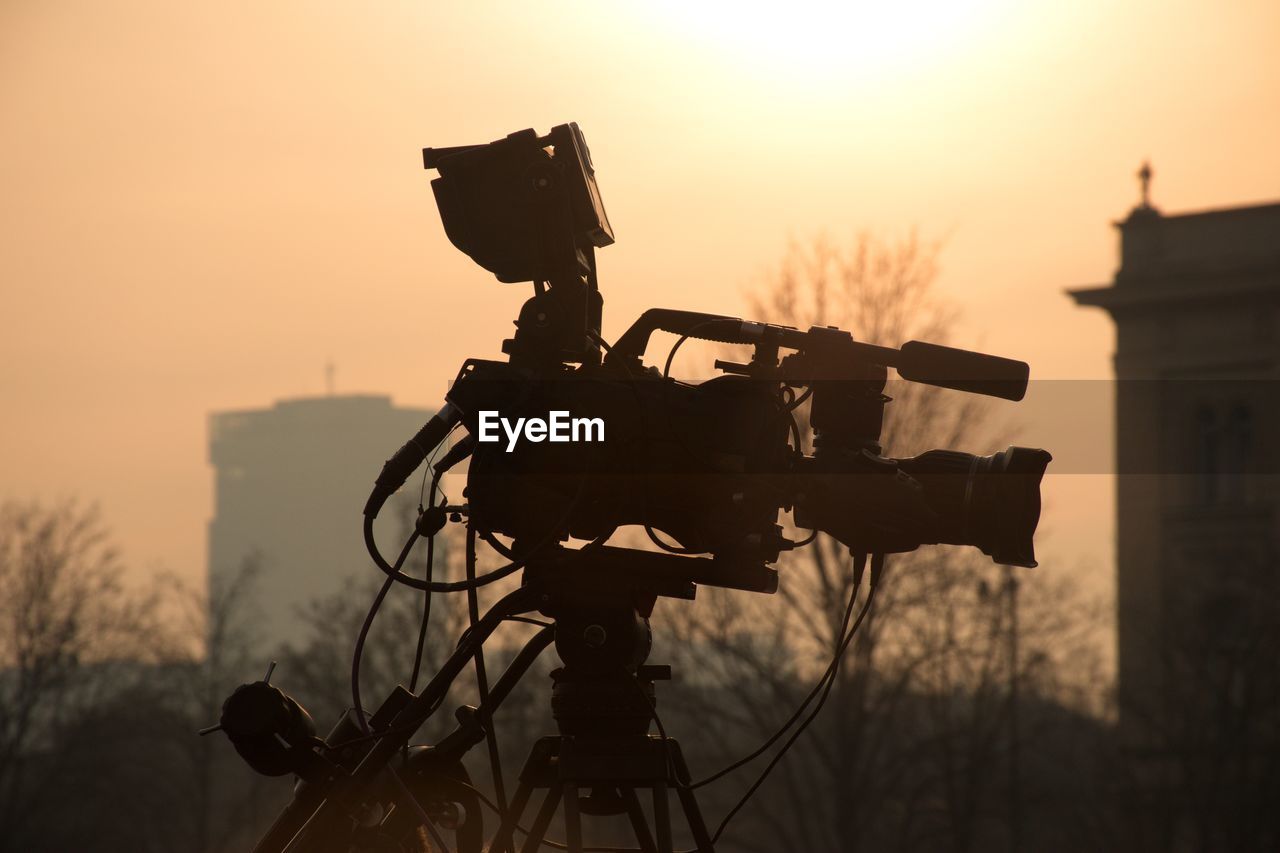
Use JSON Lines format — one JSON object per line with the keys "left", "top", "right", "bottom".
{"left": 144, "top": 557, "right": 287, "bottom": 853}
{"left": 0, "top": 499, "right": 159, "bottom": 851}
{"left": 23, "top": 553, "right": 289, "bottom": 853}
{"left": 655, "top": 234, "right": 1108, "bottom": 852}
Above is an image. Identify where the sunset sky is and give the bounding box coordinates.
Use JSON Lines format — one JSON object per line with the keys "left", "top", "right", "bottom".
{"left": 3, "top": 1, "right": 1279, "bottom": 628}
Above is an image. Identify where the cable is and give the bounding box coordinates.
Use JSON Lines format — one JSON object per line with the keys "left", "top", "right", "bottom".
{"left": 712, "top": 583, "right": 877, "bottom": 840}
{"left": 690, "top": 552, "right": 865, "bottom": 790}
{"left": 779, "top": 387, "right": 815, "bottom": 550}
{"left": 364, "top": 428, "right": 470, "bottom": 593}
{"left": 419, "top": 433, "right": 453, "bottom": 511}
{"left": 408, "top": 472, "right": 445, "bottom": 760}
{"left": 625, "top": 666, "right": 684, "bottom": 797}
{"left": 409, "top": 535, "right": 435, "bottom": 694}
{"left": 479, "top": 530, "right": 516, "bottom": 559}
{"left": 504, "top": 615, "right": 554, "bottom": 629}
{"left": 792, "top": 529, "right": 819, "bottom": 548}
{"left": 366, "top": 514, "right": 531, "bottom": 593}
{"left": 643, "top": 524, "right": 702, "bottom": 555}
{"left": 586, "top": 329, "right": 614, "bottom": 354}
{"left": 466, "top": 523, "right": 508, "bottom": 817}
{"left": 365, "top": 443, "right": 600, "bottom": 593}
{"left": 663, "top": 333, "right": 693, "bottom": 378}
{"left": 661, "top": 319, "right": 728, "bottom": 379}
{"left": 352, "top": 530, "right": 421, "bottom": 734}
{"left": 784, "top": 386, "right": 813, "bottom": 412}
{"left": 711, "top": 555, "right": 884, "bottom": 843}
{"left": 784, "top": 404, "right": 803, "bottom": 454}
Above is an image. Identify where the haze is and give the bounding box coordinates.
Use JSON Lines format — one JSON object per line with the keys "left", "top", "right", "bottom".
{"left": 3, "top": 0, "right": 1278, "bottom": 624}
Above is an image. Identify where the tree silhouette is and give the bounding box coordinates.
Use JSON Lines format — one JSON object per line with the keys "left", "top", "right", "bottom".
{"left": 0, "top": 500, "right": 160, "bottom": 851}
{"left": 656, "top": 233, "right": 1109, "bottom": 852}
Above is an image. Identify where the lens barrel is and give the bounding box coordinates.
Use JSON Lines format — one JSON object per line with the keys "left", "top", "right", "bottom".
{"left": 898, "top": 446, "right": 1052, "bottom": 568}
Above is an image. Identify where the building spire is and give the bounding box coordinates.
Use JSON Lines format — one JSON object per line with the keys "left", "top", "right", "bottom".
{"left": 325, "top": 359, "right": 335, "bottom": 396}
{"left": 1138, "top": 160, "right": 1153, "bottom": 209}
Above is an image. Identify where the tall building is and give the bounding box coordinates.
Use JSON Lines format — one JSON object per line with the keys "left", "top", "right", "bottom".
{"left": 1070, "top": 169, "right": 1280, "bottom": 846}
{"left": 208, "top": 393, "right": 433, "bottom": 651}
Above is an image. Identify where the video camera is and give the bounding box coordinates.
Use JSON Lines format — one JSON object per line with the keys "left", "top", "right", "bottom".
{"left": 222, "top": 123, "right": 1052, "bottom": 853}
{"left": 371, "top": 122, "right": 1051, "bottom": 572}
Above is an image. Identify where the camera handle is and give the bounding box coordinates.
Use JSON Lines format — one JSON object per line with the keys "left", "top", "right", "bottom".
{"left": 608, "top": 308, "right": 1029, "bottom": 401}
{"left": 608, "top": 309, "right": 767, "bottom": 366}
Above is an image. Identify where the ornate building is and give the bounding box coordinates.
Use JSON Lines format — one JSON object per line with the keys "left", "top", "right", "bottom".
{"left": 1070, "top": 167, "right": 1280, "bottom": 848}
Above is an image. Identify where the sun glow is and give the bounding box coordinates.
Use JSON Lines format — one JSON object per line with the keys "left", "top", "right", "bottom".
{"left": 650, "top": 0, "right": 1010, "bottom": 84}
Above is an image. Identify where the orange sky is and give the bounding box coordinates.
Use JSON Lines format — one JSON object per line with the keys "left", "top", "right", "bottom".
{"left": 3, "top": 1, "right": 1279, "bottom": 619}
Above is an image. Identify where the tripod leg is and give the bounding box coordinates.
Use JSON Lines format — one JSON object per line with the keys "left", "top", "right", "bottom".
{"left": 621, "top": 787, "right": 658, "bottom": 853}
{"left": 562, "top": 785, "right": 584, "bottom": 853}
{"left": 674, "top": 785, "right": 716, "bottom": 853}
{"left": 488, "top": 775, "right": 533, "bottom": 853}
{"left": 672, "top": 749, "right": 715, "bottom": 852}
{"left": 652, "top": 783, "right": 673, "bottom": 853}
{"left": 519, "top": 787, "right": 563, "bottom": 853}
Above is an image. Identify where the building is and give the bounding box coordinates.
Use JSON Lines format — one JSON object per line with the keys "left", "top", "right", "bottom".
{"left": 1070, "top": 168, "right": 1280, "bottom": 848}
{"left": 208, "top": 393, "right": 433, "bottom": 651}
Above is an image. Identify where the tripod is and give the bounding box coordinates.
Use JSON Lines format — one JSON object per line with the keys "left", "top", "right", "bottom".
{"left": 488, "top": 665, "right": 714, "bottom": 853}
{"left": 462, "top": 543, "right": 773, "bottom": 852}
{"left": 241, "top": 545, "right": 775, "bottom": 853}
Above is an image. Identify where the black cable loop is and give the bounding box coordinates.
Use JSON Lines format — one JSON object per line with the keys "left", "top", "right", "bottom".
{"left": 785, "top": 386, "right": 814, "bottom": 412}
{"left": 367, "top": 409, "right": 611, "bottom": 593}
{"left": 352, "top": 531, "right": 422, "bottom": 734}
{"left": 643, "top": 524, "right": 700, "bottom": 555}
{"left": 792, "top": 528, "right": 819, "bottom": 548}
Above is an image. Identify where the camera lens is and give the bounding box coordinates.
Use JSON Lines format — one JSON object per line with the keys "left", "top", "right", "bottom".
{"left": 898, "top": 446, "right": 1052, "bottom": 567}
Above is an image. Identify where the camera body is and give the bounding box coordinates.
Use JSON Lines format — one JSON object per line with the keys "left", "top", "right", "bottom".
{"left": 451, "top": 360, "right": 793, "bottom": 559}
{"left": 448, "top": 346, "right": 1050, "bottom": 569}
